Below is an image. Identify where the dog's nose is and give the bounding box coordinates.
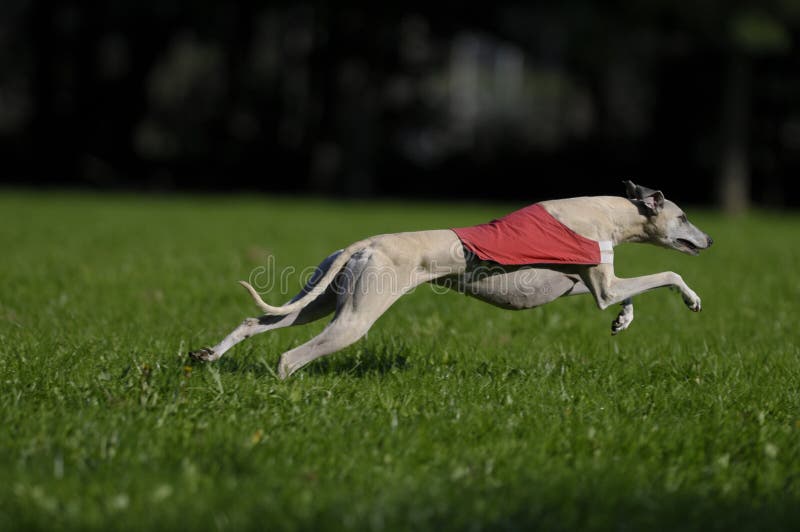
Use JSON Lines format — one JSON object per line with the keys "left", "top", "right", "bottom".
{"left": 707, "top": 236, "right": 713, "bottom": 247}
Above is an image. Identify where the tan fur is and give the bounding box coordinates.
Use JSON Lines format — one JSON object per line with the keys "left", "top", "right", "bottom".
{"left": 191, "top": 183, "right": 712, "bottom": 379}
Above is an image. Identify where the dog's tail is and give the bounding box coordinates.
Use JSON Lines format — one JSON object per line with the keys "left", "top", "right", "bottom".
{"left": 238, "top": 239, "right": 371, "bottom": 316}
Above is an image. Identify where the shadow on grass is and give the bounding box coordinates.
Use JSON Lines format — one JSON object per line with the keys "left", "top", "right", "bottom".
{"left": 306, "top": 347, "right": 410, "bottom": 378}
{"left": 210, "top": 344, "right": 412, "bottom": 379}
{"left": 212, "top": 356, "right": 279, "bottom": 378}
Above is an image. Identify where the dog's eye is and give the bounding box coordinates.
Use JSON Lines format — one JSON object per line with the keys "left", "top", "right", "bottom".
{"left": 678, "top": 214, "right": 687, "bottom": 223}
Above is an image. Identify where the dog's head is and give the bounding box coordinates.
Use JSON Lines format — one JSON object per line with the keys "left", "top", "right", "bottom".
{"left": 624, "top": 180, "right": 713, "bottom": 255}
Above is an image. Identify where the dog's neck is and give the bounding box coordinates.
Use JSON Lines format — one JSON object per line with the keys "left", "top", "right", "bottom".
{"left": 605, "top": 198, "right": 651, "bottom": 246}
{"left": 541, "top": 196, "right": 650, "bottom": 247}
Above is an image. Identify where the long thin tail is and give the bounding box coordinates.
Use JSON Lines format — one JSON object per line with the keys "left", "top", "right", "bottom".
{"left": 239, "top": 239, "right": 371, "bottom": 316}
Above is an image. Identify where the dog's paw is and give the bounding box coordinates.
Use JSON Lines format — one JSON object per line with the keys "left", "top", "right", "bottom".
{"left": 611, "top": 317, "right": 630, "bottom": 335}
{"left": 189, "top": 347, "right": 216, "bottom": 361}
{"left": 682, "top": 290, "right": 702, "bottom": 312}
{"left": 278, "top": 359, "right": 291, "bottom": 380}
{"left": 611, "top": 305, "right": 634, "bottom": 335}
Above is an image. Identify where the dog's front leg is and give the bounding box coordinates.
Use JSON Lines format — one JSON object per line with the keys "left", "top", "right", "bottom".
{"left": 564, "top": 280, "right": 634, "bottom": 334}
{"left": 580, "top": 265, "right": 701, "bottom": 312}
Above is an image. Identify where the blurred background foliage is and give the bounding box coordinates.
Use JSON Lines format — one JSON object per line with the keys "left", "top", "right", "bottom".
{"left": 1, "top": 1, "right": 800, "bottom": 210}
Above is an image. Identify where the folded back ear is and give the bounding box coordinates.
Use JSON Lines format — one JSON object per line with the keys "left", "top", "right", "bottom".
{"left": 622, "top": 180, "right": 665, "bottom": 215}
{"left": 623, "top": 180, "right": 639, "bottom": 199}
{"left": 641, "top": 190, "right": 665, "bottom": 215}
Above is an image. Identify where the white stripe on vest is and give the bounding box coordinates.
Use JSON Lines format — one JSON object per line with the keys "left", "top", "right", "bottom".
{"left": 599, "top": 240, "right": 614, "bottom": 264}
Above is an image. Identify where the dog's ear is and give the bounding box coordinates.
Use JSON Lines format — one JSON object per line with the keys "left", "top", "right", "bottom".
{"left": 623, "top": 180, "right": 639, "bottom": 199}
{"left": 623, "top": 180, "right": 665, "bottom": 215}
{"left": 641, "top": 190, "right": 665, "bottom": 215}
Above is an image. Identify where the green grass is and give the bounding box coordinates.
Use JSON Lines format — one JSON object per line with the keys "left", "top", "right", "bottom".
{"left": 1, "top": 190, "right": 799, "bottom": 531}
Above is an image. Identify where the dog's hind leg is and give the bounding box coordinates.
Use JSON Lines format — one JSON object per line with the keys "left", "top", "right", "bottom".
{"left": 276, "top": 310, "right": 378, "bottom": 379}
{"left": 190, "top": 293, "right": 336, "bottom": 362}
{"left": 189, "top": 250, "right": 343, "bottom": 362}
{"left": 277, "top": 247, "right": 418, "bottom": 379}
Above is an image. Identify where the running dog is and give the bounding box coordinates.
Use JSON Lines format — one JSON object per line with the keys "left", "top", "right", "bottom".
{"left": 190, "top": 181, "right": 713, "bottom": 378}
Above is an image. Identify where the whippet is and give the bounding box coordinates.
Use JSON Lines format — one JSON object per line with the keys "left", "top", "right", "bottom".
{"left": 190, "top": 181, "right": 712, "bottom": 378}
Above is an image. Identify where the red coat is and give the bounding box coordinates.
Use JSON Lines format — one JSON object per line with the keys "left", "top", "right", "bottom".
{"left": 452, "top": 203, "right": 612, "bottom": 266}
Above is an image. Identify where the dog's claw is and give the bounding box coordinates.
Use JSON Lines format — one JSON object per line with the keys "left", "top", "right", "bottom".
{"left": 189, "top": 347, "right": 216, "bottom": 361}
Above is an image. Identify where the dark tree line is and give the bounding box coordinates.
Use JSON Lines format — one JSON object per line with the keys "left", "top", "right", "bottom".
{"left": 1, "top": 1, "right": 799, "bottom": 209}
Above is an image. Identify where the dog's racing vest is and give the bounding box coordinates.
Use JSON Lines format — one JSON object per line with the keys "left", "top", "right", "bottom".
{"left": 452, "top": 203, "right": 613, "bottom": 266}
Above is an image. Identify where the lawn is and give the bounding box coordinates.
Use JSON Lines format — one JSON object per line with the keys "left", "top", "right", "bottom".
{"left": 1, "top": 190, "right": 798, "bottom": 531}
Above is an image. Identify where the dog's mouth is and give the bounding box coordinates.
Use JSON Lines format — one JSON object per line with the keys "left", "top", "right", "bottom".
{"left": 674, "top": 238, "right": 701, "bottom": 255}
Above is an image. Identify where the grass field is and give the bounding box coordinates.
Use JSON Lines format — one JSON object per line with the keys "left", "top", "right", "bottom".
{"left": 1, "top": 190, "right": 799, "bottom": 531}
